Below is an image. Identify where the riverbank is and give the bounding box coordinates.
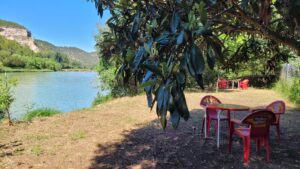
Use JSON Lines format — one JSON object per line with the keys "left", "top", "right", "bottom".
{"left": 0, "top": 67, "right": 96, "bottom": 73}
{"left": 0, "top": 67, "right": 53, "bottom": 73}
{"left": 0, "top": 89, "right": 299, "bottom": 168}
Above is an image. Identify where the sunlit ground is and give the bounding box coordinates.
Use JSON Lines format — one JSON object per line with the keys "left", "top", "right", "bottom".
{"left": 0, "top": 88, "right": 299, "bottom": 169}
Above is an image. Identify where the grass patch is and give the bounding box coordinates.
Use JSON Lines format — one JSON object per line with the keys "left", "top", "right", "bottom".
{"left": 23, "top": 108, "right": 61, "bottom": 121}
{"left": 25, "top": 134, "right": 50, "bottom": 141}
{"left": 31, "top": 145, "right": 44, "bottom": 156}
{"left": 92, "top": 93, "right": 113, "bottom": 106}
{"left": 70, "top": 131, "right": 86, "bottom": 141}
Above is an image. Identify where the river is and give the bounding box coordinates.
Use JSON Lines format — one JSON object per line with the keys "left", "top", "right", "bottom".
{"left": 1, "top": 72, "right": 103, "bottom": 119}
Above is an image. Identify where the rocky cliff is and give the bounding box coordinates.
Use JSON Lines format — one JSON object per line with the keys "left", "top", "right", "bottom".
{"left": 0, "top": 26, "right": 39, "bottom": 52}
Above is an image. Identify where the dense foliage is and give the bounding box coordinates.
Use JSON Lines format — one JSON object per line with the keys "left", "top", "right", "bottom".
{"left": 91, "top": 0, "right": 300, "bottom": 129}
{"left": 0, "top": 35, "right": 79, "bottom": 71}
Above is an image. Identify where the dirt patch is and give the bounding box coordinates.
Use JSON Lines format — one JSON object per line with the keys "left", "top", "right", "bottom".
{"left": 0, "top": 89, "right": 299, "bottom": 168}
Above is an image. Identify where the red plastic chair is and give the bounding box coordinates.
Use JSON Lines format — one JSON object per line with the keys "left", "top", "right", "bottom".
{"left": 218, "top": 79, "right": 227, "bottom": 89}
{"left": 239, "top": 79, "right": 249, "bottom": 90}
{"left": 229, "top": 110, "right": 276, "bottom": 165}
{"left": 200, "top": 95, "right": 229, "bottom": 137}
{"left": 266, "top": 100, "right": 285, "bottom": 142}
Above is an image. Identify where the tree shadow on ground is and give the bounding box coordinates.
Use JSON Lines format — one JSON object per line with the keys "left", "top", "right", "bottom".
{"left": 89, "top": 108, "right": 300, "bottom": 169}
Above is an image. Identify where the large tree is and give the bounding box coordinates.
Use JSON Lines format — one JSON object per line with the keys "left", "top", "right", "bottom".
{"left": 90, "top": 0, "right": 300, "bottom": 129}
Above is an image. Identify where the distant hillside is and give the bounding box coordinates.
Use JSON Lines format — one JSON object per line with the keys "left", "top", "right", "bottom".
{"left": 0, "top": 19, "right": 99, "bottom": 68}
{"left": 35, "top": 40, "right": 99, "bottom": 67}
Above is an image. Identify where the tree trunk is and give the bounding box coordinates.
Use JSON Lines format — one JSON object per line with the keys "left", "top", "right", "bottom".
{"left": 6, "top": 108, "right": 13, "bottom": 126}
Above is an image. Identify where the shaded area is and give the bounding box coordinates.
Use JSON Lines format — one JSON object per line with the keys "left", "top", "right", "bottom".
{"left": 90, "top": 108, "right": 300, "bottom": 169}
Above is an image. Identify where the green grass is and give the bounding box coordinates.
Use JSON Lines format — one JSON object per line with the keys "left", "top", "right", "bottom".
{"left": 92, "top": 93, "right": 113, "bottom": 106}
{"left": 23, "top": 108, "right": 61, "bottom": 121}
{"left": 70, "top": 131, "right": 86, "bottom": 141}
{"left": 31, "top": 145, "right": 44, "bottom": 156}
{"left": 0, "top": 19, "right": 26, "bottom": 29}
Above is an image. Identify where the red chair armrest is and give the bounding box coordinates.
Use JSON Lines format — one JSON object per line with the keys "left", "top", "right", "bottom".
{"left": 230, "top": 118, "right": 242, "bottom": 125}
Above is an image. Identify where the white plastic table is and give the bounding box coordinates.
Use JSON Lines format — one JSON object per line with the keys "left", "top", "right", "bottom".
{"left": 204, "top": 104, "right": 250, "bottom": 148}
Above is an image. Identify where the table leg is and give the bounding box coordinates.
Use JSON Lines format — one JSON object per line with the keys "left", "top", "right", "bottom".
{"left": 217, "top": 110, "right": 220, "bottom": 148}
{"left": 204, "top": 107, "right": 207, "bottom": 138}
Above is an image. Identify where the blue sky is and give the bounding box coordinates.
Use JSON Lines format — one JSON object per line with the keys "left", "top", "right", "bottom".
{"left": 0, "top": 0, "right": 110, "bottom": 52}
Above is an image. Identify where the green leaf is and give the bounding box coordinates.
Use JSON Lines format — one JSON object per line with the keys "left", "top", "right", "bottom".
{"left": 176, "top": 30, "right": 185, "bottom": 45}
{"left": 140, "top": 63, "right": 162, "bottom": 77}
{"left": 176, "top": 72, "right": 186, "bottom": 85}
{"left": 157, "top": 86, "right": 165, "bottom": 112}
{"left": 131, "top": 11, "right": 141, "bottom": 40}
{"left": 156, "top": 32, "right": 170, "bottom": 45}
{"left": 171, "top": 11, "right": 180, "bottom": 33}
{"left": 144, "top": 43, "right": 151, "bottom": 54}
{"left": 207, "top": 47, "right": 215, "bottom": 69}
{"left": 140, "top": 79, "right": 157, "bottom": 88}
{"left": 172, "top": 88, "right": 189, "bottom": 121}
{"left": 199, "top": 2, "right": 207, "bottom": 25}
{"left": 191, "top": 45, "right": 205, "bottom": 74}
{"left": 132, "top": 47, "right": 145, "bottom": 71}
{"left": 193, "top": 27, "right": 212, "bottom": 36}
{"left": 170, "top": 110, "right": 180, "bottom": 129}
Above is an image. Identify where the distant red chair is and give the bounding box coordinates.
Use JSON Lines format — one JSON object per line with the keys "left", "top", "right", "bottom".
{"left": 266, "top": 100, "right": 286, "bottom": 142}
{"left": 218, "top": 79, "right": 227, "bottom": 89}
{"left": 229, "top": 110, "right": 276, "bottom": 165}
{"left": 200, "top": 95, "right": 229, "bottom": 137}
{"left": 239, "top": 79, "right": 249, "bottom": 90}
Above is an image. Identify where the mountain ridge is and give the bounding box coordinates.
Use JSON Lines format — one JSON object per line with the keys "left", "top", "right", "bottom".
{"left": 0, "top": 19, "right": 99, "bottom": 67}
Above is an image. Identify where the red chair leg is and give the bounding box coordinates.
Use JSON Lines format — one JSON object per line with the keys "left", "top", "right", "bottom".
{"left": 201, "top": 118, "right": 205, "bottom": 134}
{"left": 265, "top": 136, "right": 271, "bottom": 161}
{"left": 228, "top": 122, "right": 234, "bottom": 153}
{"left": 207, "top": 118, "right": 211, "bottom": 137}
{"left": 276, "top": 124, "right": 281, "bottom": 142}
{"left": 243, "top": 136, "right": 250, "bottom": 165}
{"left": 256, "top": 139, "right": 261, "bottom": 152}
{"left": 215, "top": 120, "right": 218, "bottom": 136}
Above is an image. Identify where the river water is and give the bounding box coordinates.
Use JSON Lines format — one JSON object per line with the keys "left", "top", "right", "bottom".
{"left": 1, "top": 72, "right": 103, "bottom": 119}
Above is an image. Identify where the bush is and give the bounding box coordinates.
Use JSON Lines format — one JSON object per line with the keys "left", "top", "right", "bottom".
{"left": 23, "top": 108, "right": 61, "bottom": 121}
{"left": 0, "top": 62, "right": 4, "bottom": 72}
{"left": 0, "top": 75, "right": 16, "bottom": 125}
{"left": 274, "top": 78, "right": 300, "bottom": 106}
{"left": 92, "top": 93, "right": 112, "bottom": 106}
{"left": 288, "top": 78, "right": 300, "bottom": 105}
{"left": 3, "top": 54, "right": 26, "bottom": 68}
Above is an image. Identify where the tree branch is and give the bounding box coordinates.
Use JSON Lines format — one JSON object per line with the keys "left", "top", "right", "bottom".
{"left": 221, "top": 5, "right": 300, "bottom": 53}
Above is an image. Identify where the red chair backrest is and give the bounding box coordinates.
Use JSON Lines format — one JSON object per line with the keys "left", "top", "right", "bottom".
{"left": 200, "top": 95, "right": 222, "bottom": 108}
{"left": 266, "top": 100, "right": 285, "bottom": 114}
{"left": 242, "top": 110, "right": 276, "bottom": 137}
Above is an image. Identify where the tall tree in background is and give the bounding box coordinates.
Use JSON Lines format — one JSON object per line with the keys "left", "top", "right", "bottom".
{"left": 90, "top": 0, "right": 300, "bottom": 129}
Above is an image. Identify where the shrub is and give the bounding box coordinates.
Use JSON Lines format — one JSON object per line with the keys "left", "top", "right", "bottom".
{"left": 274, "top": 78, "right": 300, "bottom": 106}
{"left": 288, "top": 78, "right": 300, "bottom": 105}
{"left": 0, "top": 75, "right": 16, "bottom": 125}
{"left": 3, "top": 54, "right": 26, "bottom": 68}
{"left": 23, "top": 108, "right": 61, "bottom": 121}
